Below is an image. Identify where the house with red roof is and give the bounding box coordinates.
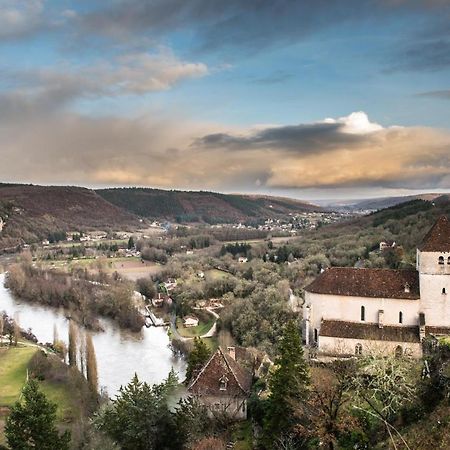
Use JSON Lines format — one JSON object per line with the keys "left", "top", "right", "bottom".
{"left": 303, "top": 216, "right": 450, "bottom": 358}
{"left": 187, "top": 347, "right": 252, "bottom": 420}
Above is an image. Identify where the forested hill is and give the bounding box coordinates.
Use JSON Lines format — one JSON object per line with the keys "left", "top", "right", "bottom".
{"left": 0, "top": 184, "right": 141, "bottom": 249}
{"left": 96, "top": 187, "right": 321, "bottom": 224}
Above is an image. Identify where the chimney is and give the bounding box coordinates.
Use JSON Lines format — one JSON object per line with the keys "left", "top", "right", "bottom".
{"left": 404, "top": 282, "right": 410, "bottom": 294}
{"left": 378, "top": 310, "right": 384, "bottom": 329}
{"left": 227, "top": 346, "right": 236, "bottom": 361}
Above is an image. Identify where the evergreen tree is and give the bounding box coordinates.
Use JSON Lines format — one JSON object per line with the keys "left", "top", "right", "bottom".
{"left": 5, "top": 379, "right": 71, "bottom": 450}
{"left": 185, "top": 338, "right": 211, "bottom": 383}
{"left": 96, "top": 372, "right": 184, "bottom": 450}
{"left": 263, "top": 320, "right": 310, "bottom": 447}
{"left": 127, "top": 236, "right": 135, "bottom": 249}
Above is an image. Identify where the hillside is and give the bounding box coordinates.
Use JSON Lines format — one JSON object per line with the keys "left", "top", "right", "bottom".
{"left": 96, "top": 187, "right": 321, "bottom": 224}
{"left": 330, "top": 193, "right": 448, "bottom": 211}
{"left": 0, "top": 184, "right": 141, "bottom": 249}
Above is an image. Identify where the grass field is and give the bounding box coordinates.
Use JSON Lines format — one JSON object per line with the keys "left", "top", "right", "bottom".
{"left": 0, "top": 345, "right": 78, "bottom": 445}
{"left": 205, "top": 268, "right": 231, "bottom": 281}
{"left": 176, "top": 317, "right": 215, "bottom": 338}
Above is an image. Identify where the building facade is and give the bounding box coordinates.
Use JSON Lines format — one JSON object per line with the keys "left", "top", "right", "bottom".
{"left": 303, "top": 216, "right": 450, "bottom": 357}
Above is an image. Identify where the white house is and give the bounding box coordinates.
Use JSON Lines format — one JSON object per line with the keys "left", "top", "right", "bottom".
{"left": 183, "top": 315, "right": 199, "bottom": 328}
{"left": 303, "top": 216, "right": 450, "bottom": 358}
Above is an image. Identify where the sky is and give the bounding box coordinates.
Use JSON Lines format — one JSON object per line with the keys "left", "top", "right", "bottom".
{"left": 0, "top": 0, "right": 449, "bottom": 200}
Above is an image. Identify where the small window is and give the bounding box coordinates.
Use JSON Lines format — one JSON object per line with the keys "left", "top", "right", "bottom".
{"left": 439, "top": 256, "right": 445, "bottom": 265}
{"left": 361, "top": 305, "right": 365, "bottom": 321}
{"left": 399, "top": 311, "right": 403, "bottom": 324}
{"left": 395, "top": 345, "right": 403, "bottom": 358}
{"left": 443, "top": 288, "right": 447, "bottom": 295}
{"left": 219, "top": 375, "right": 228, "bottom": 391}
{"left": 355, "top": 343, "right": 363, "bottom": 356}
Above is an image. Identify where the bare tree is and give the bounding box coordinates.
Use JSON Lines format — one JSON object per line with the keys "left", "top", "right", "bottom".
{"left": 68, "top": 320, "right": 79, "bottom": 367}
{"left": 85, "top": 332, "right": 98, "bottom": 393}
{"left": 352, "top": 352, "right": 417, "bottom": 449}
{"left": 13, "top": 313, "right": 21, "bottom": 346}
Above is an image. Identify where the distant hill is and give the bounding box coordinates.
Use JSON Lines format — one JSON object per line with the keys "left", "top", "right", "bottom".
{"left": 0, "top": 184, "right": 141, "bottom": 249}
{"left": 330, "top": 193, "right": 448, "bottom": 211}
{"left": 96, "top": 188, "right": 321, "bottom": 224}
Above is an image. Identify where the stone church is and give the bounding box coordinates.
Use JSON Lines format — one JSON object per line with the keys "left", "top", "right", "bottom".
{"left": 303, "top": 215, "right": 450, "bottom": 357}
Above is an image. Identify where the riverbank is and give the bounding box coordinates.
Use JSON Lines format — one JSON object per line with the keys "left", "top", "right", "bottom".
{"left": 0, "top": 273, "right": 186, "bottom": 396}
{"left": 0, "top": 343, "right": 85, "bottom": 446}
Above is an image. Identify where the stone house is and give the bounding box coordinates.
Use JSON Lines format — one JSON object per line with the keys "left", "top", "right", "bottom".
{"left": 188, "top": 347, "right": 252, "bottom": 420}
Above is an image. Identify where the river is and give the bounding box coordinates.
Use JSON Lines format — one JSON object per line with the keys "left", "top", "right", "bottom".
{"left": 0, "top": 272, "right": 186, "bottom": 397}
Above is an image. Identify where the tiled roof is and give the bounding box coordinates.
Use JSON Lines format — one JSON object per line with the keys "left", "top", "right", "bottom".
{"left": 304, "top": 267, "right": 419, "bottom": 299}
{"left": 426, "top": 326, "right": 450, "bottom": 336}
{"left": 188, "top": 348, "right": 252, "bottom": 397}
{"left": 419, "top": 216, "right": 450, "bottom": 252}
{"left": 320, "top": 320, "right": 420, "bottom": 343}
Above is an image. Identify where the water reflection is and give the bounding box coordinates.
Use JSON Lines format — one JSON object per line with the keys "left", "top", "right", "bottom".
{"left": 0, "top": 273, "right": 185, "bottom": 396}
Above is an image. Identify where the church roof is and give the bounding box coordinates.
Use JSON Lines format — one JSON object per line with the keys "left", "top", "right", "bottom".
{"left": 419, "top": 215, "right": 450, "bottom": 252}
{"left": 320, "top": 320, "right": 421, "bottom": 343}
{"left": 304, "top": 267, "right": 419, "bottom": 299}
{"left": 188, "top": 347, "right": 252, "bottom": 397}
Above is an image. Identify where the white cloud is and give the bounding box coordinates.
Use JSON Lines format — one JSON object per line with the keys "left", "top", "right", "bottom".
{"left": 324, "top": 111, "right": 384, "bottom": 134}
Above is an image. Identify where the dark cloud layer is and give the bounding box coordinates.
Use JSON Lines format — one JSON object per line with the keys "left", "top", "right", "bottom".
{"left": 196, "top": 122, "right": 366, "bottom": 154}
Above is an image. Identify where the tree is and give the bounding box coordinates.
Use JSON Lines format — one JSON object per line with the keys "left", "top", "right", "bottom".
{"left": 5, "top": 379, "right": 70, "bottom": 450}
{"left": 68, "top": 320, "right": 78, "bottom": 367}
{"left": 294, "top": 360, "right": 358, "bottom": 450}
{"left": 185, "top": 338, "right": 211, "bottom": 383}
{"left": 86, "top": 332, "right": 98, "bottom": 394}
{"left": 263, "top": 320, "right": 310, "bottom": 447}
{"left": 96, "top": 372, "right": 183, "bottom": 450}
{"left": 352, "top": 352, "right": 417, "bottom": 448}
{"left": 127, "top": 236, "right": 135, "bottom": 250}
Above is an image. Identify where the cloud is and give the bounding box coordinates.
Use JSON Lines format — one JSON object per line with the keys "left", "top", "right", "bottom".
{"left": 416, "top": 89, "right": 450, "bottom": 99}
{"left": 0, "top": 0, "right": 44, "bottom": 40}
{"left": 0, "top": 48, "right": 208, "bottom": 117}
{"left": 0, "top": 109, "right": 448, "bottom": 193}
{"left": 196, "top": 112, "right": 382, "bottom": 153}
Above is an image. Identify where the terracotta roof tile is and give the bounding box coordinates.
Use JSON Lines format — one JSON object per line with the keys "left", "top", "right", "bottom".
{"left": 320, "top": 320, "right": 420, "bottom": 343}
{"left": 188, "top": 348, "right": 252, "bottom": 397}
{"left": 305, "top": 267, "right": 419, "bottom": 299}
{"left": 419, "top": 215, "right": 450, "bottom": 252}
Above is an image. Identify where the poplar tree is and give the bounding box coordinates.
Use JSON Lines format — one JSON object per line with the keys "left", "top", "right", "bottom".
{"left": 5, "top": 379, "right": 70, "bottom": 450}
{"left": 68, "top": 320, "right": 78, "bottom": 367}
{"left": 85, "top": 332, "right": 98, "bottom": 393}
{"left": 263, "top": 320, "right": 310, "bottom": 446}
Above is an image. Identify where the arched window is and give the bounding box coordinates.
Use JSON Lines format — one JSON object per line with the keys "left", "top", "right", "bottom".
{"left": 355, "top": 343, "right": 363, "bottom": 356}
{"left": 439, "top": 256, "right": 445, "bottom": 265}
{"left": 361, "top": 305, "right": 365, "bottom": 321}
{"left": 399, "top": 311, "right": 403, "bottom": 324}
{"left": 443, "top": 288, "right": 447, "bottom": 295}
{"left": 395, "top": 345, "right": 403, "bottom": 358}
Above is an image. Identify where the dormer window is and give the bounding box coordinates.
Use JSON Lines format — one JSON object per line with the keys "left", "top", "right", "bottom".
{"left": 219, "top": 375, "right": 229, "bottom": 391}
{"left": 439, "top": 256, "right": 445, "bottom": 265}
{"left": 404, "top": 283, "right": 410, "bottom": 294}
